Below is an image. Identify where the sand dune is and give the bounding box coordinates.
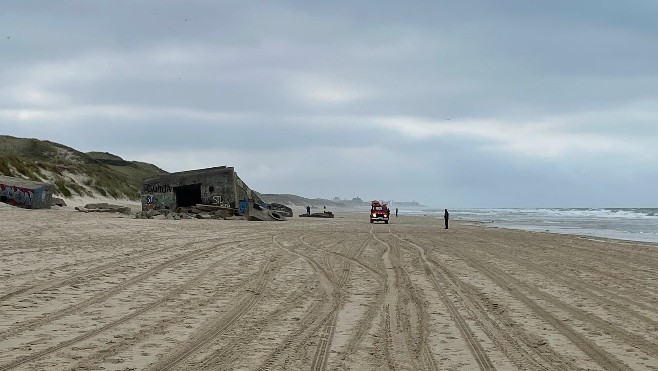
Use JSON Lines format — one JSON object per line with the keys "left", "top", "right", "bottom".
{"left": 1, "top": 207, "right": 657, "bottom": 370}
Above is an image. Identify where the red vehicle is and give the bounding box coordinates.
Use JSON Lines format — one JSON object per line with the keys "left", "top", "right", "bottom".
{"left": 370, "top": 200, "right": 390, "bottom": 224}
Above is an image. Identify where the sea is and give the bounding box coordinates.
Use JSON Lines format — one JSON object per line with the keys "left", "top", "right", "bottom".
{"left": 398, "top": 207, "right": 658, "bottom": 244}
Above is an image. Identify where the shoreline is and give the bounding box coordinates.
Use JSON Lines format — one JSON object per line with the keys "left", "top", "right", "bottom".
{"left": 402, "top": 207, "right": 658, "bottom": 245}
{"left": 5, "top": 200, "right": 658, "bottom": 247}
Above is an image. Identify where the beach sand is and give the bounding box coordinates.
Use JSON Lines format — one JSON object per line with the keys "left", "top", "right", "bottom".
{"left": 1, "top": 205, "right": 657, "bottom": 370}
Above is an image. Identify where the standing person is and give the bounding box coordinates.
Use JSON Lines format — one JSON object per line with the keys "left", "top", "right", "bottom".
{"left": 395, "top": 208, "right": 399, "bottom": 218}
{"left": 306, "top": 205, "right": 311, "bottom": 216}
{"left": 444, "top": 209, "right": 449, "bottom": 229}
{"left": 323, "top": 205, "right": 326, "bottom": 213}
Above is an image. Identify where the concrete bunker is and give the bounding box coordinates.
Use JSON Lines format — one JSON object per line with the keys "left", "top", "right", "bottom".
{"left": 141, "top": 166, "right": 262, "bottom": 214}
{"left": 0, "top": 175, "right": 54, "bottom": 209}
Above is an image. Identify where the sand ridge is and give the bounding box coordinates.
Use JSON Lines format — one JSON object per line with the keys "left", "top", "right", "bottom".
{"left": 0, "top": 207, "right": 657, "bottom": 370}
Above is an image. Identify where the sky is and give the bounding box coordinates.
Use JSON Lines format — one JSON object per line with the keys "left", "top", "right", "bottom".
{"left": 1, "top": 1, "right": 657, "bottom": 208}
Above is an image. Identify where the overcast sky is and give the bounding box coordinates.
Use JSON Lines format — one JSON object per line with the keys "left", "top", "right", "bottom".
{"left": 1, "top": 1, "right": 657, "bottom": 208}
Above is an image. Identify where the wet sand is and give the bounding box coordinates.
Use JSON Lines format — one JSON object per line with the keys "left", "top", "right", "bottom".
{"left": 1, "top": 206, "right": 657, "bottom": 370}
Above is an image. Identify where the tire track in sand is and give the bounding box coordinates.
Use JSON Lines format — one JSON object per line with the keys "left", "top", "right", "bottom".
{"left": 0, "top": 241, "right": 260, "bottom": 371}
{"left": 370, "top": 227, "right": 419, "bottom": 371}
{"left": 71, "top": 242, "right": 291, "bottom": 370}
{"left": 145, "top": 237, "right": 283, "bottom": 371}
{"left": 0, "top": 237, "right": 263, "bottom": 343}
{"left": 384, "top": 231, "right": 496, "bottom": 371}
{"left": 478, "top": 237, "right": 658, "bottom": 333}
{"left": 0, "top": 235, "right": 240, "bottom": 303}
{"left": 402, "top": 233, "right": 634, "bottom": 371}
{"left": 449, "top": 247, "right": 645, "bottom": 370}
{"left": 255, "top": 234, "right": 338, "bottom": 370}
{"left": 476, "top": 233, "right": 658, "bottom": 303}
{"left": 392, "top": 232, "right": 575, "bottom": 370}
{"left": 193, "top": 279, "right": 317, "bottom": 370}
{"left": 0, "top": 234, "right": 191, "bottom": 280}
{"left": 332, "top": 235, "right": 388, "bottom": 365}
{"left": 310, "top": 233, "right": 382, "bottom": 369}
{"left": 379, "top": 226, "right": 440, "bottom": 371}
{"left": 299, "top": 236, "right": 350, "bottom": 371}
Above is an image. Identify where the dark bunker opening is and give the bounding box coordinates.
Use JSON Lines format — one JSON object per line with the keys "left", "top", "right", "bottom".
{"left": 175, "top": 184, "right": 202, "bottom": 207}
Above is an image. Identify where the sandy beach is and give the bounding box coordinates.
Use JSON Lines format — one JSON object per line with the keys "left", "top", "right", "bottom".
{"left": 1, "top": 205, "right": 657, "bottom": 370}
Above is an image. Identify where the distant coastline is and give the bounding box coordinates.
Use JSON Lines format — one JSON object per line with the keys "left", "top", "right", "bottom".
{"left": 394, "top": 201, "right": 425, "bottom": 207}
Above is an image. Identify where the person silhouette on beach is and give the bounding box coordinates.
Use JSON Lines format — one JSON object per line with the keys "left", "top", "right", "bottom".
{"left": 306, "top": 205, "right": 311, "bottom": 215}
{"left": 444, "top": 209, "right": 449, "bottom": 229}
{"left": 395, "top": 208, "right": 398, "bottom": 218}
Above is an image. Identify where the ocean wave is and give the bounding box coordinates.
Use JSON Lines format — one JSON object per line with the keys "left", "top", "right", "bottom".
{"left": 446, "top": 208, "right": 658, "bottom": 244}
{"left": 455, "top": 208, "right": 658, "bottom": 219}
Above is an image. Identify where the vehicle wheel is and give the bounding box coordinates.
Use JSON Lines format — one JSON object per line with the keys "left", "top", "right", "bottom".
{"left": 370, "top": 220, "right": 373, "bottom": 223}
{"left": 384, "top": 220, "right": 388, "bottom": 224}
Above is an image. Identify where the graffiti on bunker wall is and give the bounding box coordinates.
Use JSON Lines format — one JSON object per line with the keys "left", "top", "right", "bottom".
{"left": 142, "top": 184, "right": 172, "bottom": 193}
{"left": 210, "top": 195, "right": 230, "bottom": 208}
{"left": 141, "top": 192, "right": 174, "bottom": 211}
{"left": 144, "top": 195, "right": 157, "bottom": 208}
{"left": 142, "top": 194, "right": 158, "bottom": 210}
{"left": 0, "top": 184, "right": 34, "bottom": 207}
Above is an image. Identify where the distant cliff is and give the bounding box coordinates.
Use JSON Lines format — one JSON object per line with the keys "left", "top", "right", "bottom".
{"left": 260, "top": 193, "right": 350, "bottom": 208}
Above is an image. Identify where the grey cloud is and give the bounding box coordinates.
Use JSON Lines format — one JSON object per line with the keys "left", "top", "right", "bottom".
{"left": 2, "top": 0, "right": 657, "bottom": 206}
